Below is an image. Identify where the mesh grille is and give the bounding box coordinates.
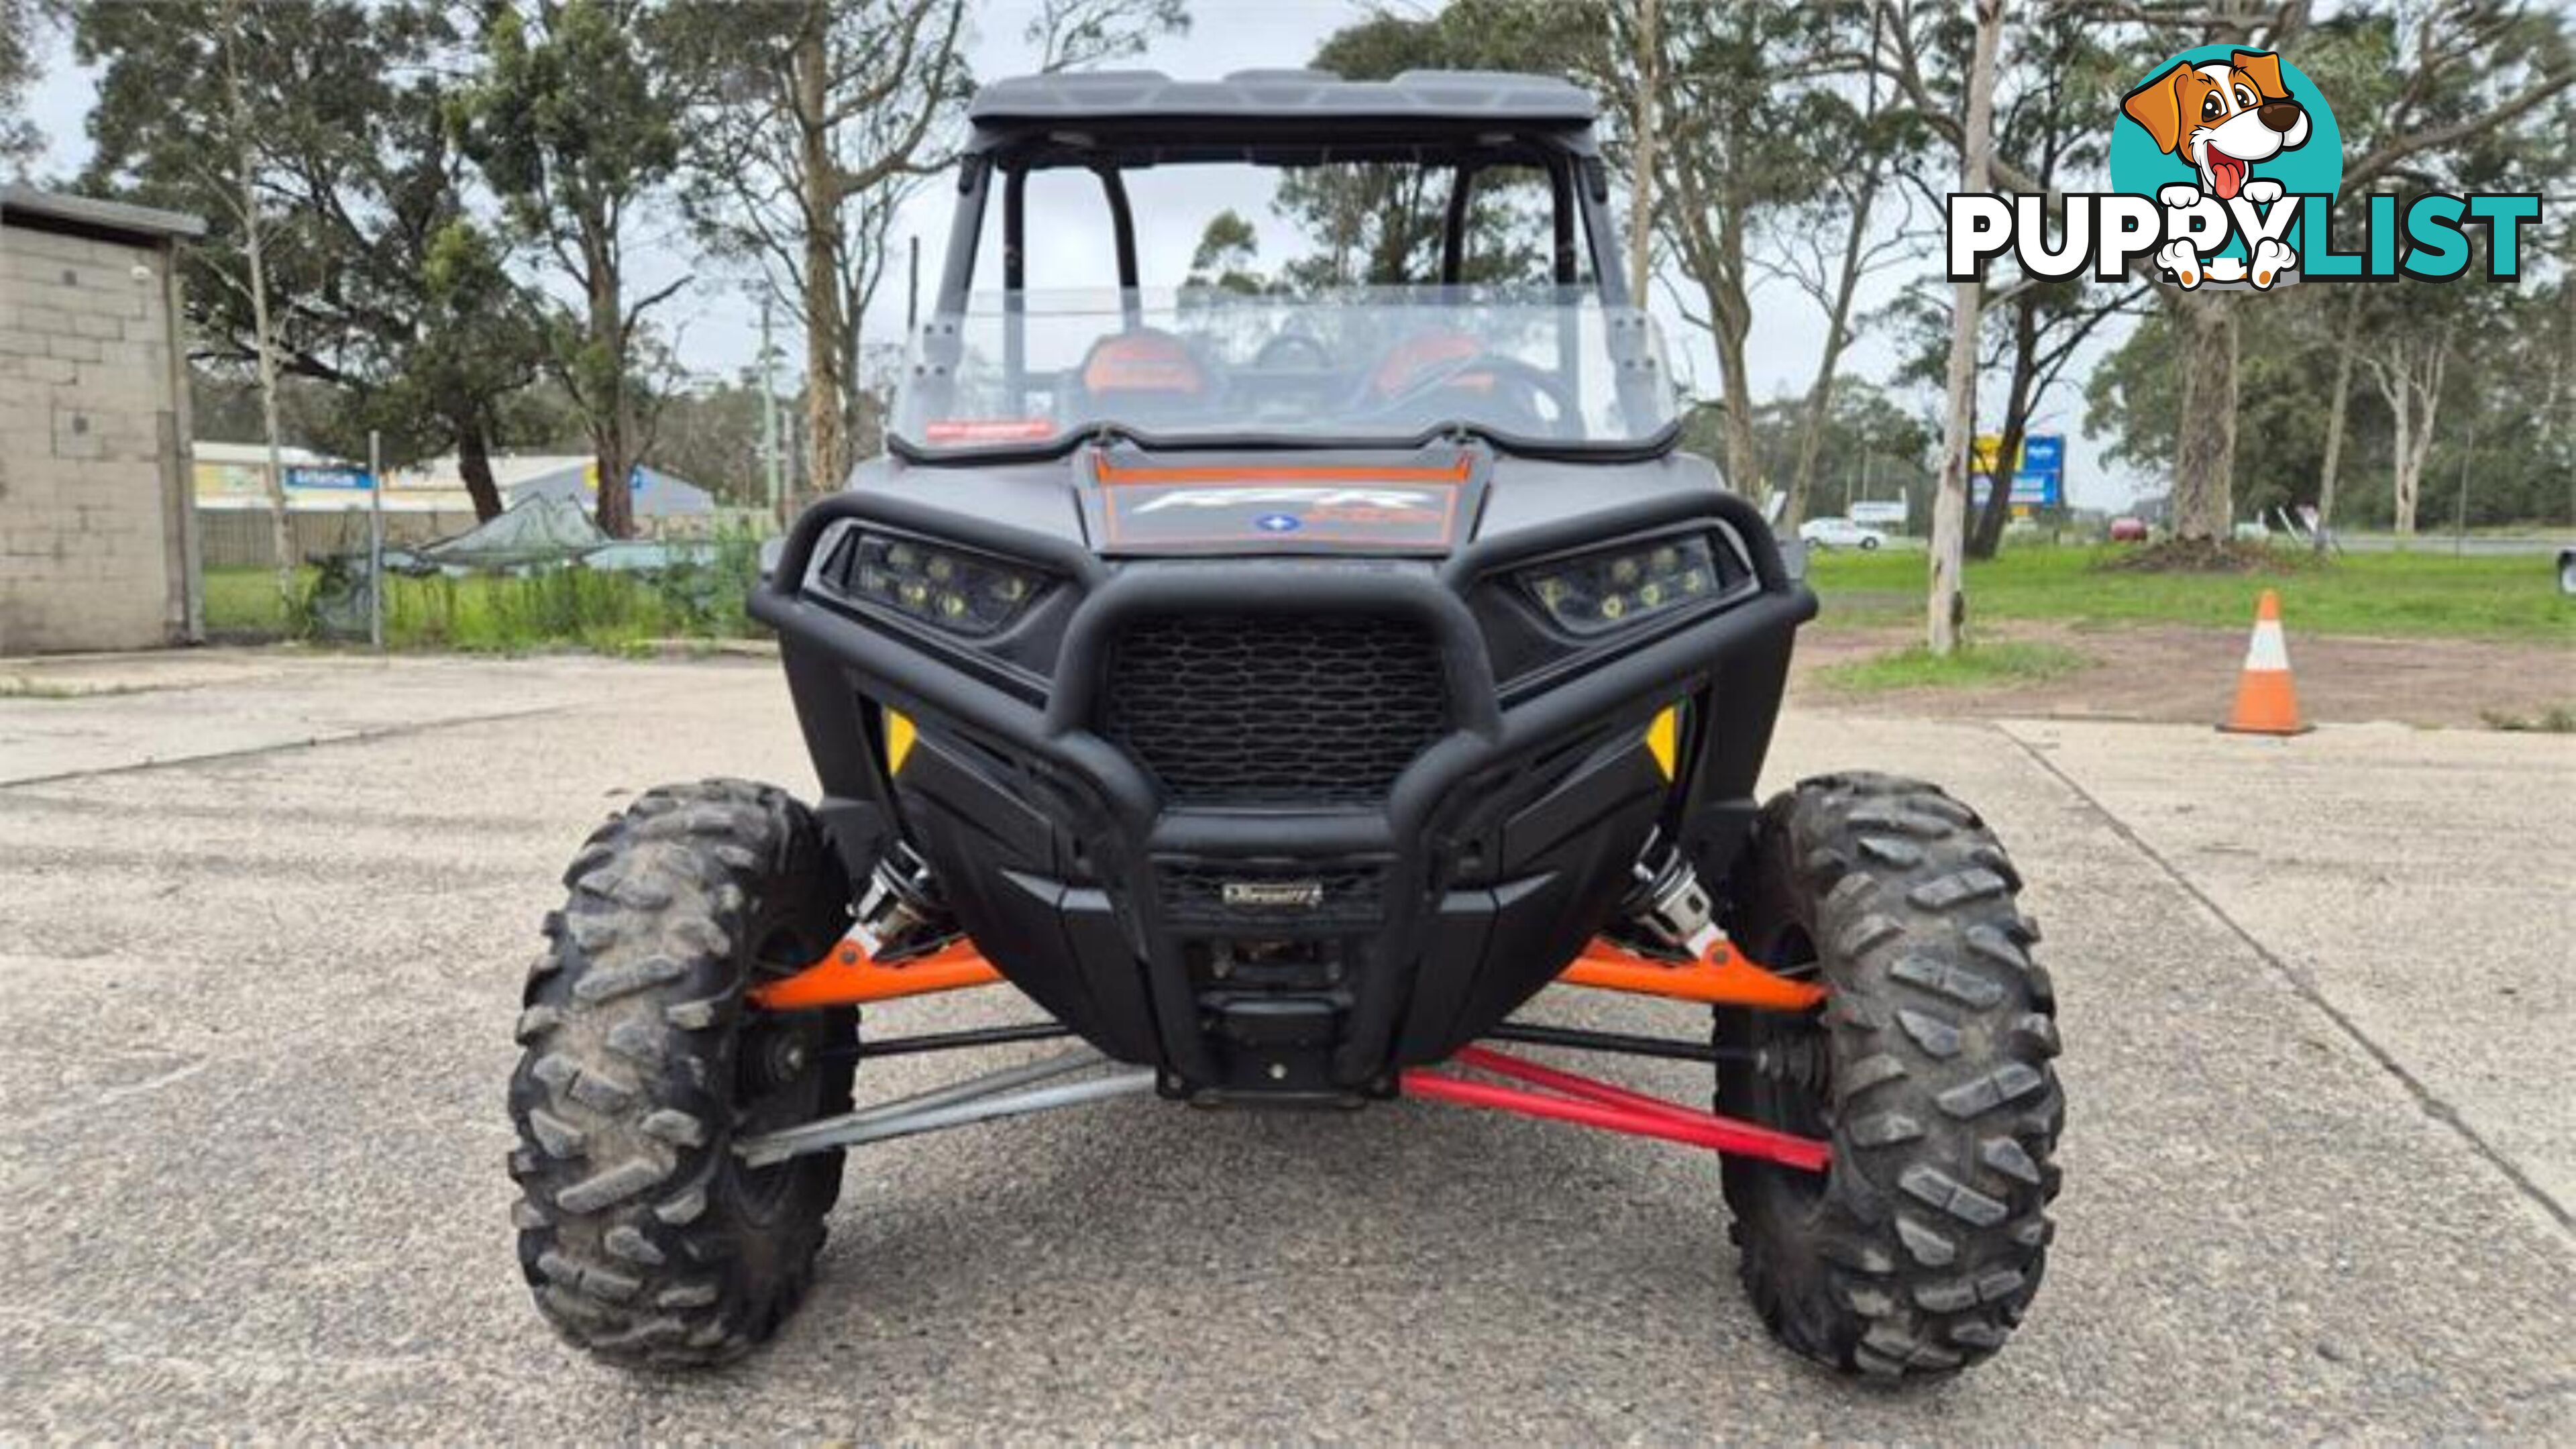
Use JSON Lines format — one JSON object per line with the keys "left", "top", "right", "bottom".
{"left": 1103, "top": 615, "right": 1448, "bottom": 806}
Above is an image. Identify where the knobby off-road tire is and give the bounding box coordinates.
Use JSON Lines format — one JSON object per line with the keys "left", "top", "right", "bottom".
{"left": 508, "top": 780, "right": 857, "bottom": 1367}
{"left": 1718, "top": 772, "right": 2063, "bottom": 1379}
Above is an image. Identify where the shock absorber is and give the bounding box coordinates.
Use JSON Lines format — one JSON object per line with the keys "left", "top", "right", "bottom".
{"left": 1620, "top": 843, "right": 1723, "bottom": 959}
{"left": 851, "top": 841, "right": 957, "bottom": 961}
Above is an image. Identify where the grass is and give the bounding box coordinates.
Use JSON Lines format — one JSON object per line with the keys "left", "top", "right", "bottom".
{"left": 1805, "top": 545, "right": 2576, "bottom": 643}
{"left": 0, "top": 676, "right": 85, "bottom": 700}
{"left": 1815, "top": 640, "right": 2093, "bottom": 694}
{"left": 201, "top": 533, "right": 765, "bottom": 654}
{"left": 203, "top": 566, "right": 306, "bottom": 637}
{"left": 2480, "top": 705, "right": 2576, "bottom": 734}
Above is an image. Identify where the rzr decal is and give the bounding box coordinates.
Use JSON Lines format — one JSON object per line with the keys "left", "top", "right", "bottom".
{"left": 1086, "top": 449, "right": 1477, "bottom": 554}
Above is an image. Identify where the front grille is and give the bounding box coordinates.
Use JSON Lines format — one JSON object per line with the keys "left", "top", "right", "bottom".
{"left": 1103, "top": 614, "right": 1448, "bottom": 806}
{"left": 1158, "top": 862, "right": 1390, "bottom": 928}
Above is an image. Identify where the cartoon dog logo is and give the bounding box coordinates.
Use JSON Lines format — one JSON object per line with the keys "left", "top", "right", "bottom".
{"left": 2122, "top": 50, "right": 2312, "bottom": 288}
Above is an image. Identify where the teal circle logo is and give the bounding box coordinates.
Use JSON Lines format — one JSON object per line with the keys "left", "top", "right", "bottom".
{"left": 2110, "top": 46, "right": 2342, "bottom": 260}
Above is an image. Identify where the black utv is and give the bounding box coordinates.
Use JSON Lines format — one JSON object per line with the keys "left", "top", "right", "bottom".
{"left": 508, "top": 69, "right": 2062, "bottom": 1381}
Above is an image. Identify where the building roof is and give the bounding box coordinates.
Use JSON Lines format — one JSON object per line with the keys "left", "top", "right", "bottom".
{"left": 1, "top": 185, "right": 207, "bottom": 244}
{"left": 967, "top": 68, "right": 1599, "bottom": 130}
{"left": 498, "top": 458, "right": 718, "bottom": 518}
{"left": 193, "top": 440, "right": 343, "bottom": 469}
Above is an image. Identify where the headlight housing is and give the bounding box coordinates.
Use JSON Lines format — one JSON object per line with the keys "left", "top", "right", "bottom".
{"left": 833, "top": 530, "right": 1048, "bottom": 637}
{"left": 1512, "top": 535, "right": 1723, "bottom": 636}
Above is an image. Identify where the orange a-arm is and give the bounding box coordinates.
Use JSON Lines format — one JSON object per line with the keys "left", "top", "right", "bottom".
{"left": 751, "top": 932, "right": 1820, "bottom": 1014}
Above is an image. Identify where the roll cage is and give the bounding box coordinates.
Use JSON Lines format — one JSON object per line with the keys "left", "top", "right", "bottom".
{"left": 904, "top": 70, "right": 1656, "bottom": 462}
{"left": 931, "top": 68, "right": 1633, "bottom": 317}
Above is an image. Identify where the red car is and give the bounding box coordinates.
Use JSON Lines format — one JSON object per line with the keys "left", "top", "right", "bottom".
{"left": 2108, "top": 517, "right": 2150, "bottom": 542}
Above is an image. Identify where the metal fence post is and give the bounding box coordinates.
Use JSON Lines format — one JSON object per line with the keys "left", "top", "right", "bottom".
{"left": 368, "top": 429, "right": 384, "bottom": 651}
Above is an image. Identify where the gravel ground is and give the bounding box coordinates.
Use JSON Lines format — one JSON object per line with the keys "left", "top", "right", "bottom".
{"left": 1, "top": 651, "right": 2569, "bottom": 1441}
{"left": 1792, "top": 619, "right": 2576, "bottom": 729}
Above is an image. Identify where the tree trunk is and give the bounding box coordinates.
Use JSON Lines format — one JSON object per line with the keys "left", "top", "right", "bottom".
{"left": 455, "top": 411, "right": 503, "bottom": 521}
{"left": 1969, "top": 303, "right": 2038, "bottom": 561}
{"left": 244, "top": 182, "right": 295, "bottom": 602}
{"left": 1704, "top": 179, "right": 1759, "bottom": 498}
{"left": 588, "top": 257, "right": 635, "bottom": 539}
{"left": 2169, "top": 297, "right": 2237, "bottom": 541}
{"left": 796, "top": 22, "right": 850, "bottom": 500}
{"left": 225, "top": 0, "right": 294, "bottom": 610}
{"left": 1929, "top": 0, "right": 2002, "bottom": 655}
{"left": 2371, "top": 337, "right": 2448, "bottom": 542}
{"left": 2390, "top": 387, "right": 2418, "bottom": 537}
{"left": 1625, "top": 0, "right": 1658, "bottom": 303}
{"left": 1784, "top": 176, "right": 1876, "bottom": 531}
{"left": 2312, "top": 288, "right": 2363, "bottom": 552}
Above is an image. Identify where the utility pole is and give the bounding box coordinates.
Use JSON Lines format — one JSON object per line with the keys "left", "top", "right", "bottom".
{"left": 367, "top": 429, "right": 383, "bottom": 651}
{"left": 759, "top": 295, "right": 783, "bottom": 526}
{"left": 1928, "top": 0, "right": 2002, "bottom": 656}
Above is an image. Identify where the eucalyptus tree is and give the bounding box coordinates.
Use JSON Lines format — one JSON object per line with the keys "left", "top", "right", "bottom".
{"left": 451, "top": 0, "right": 690, "bottom": 538}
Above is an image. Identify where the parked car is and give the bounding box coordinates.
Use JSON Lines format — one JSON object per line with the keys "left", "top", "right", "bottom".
{"left": 2108, "top": 516, "right": 2150, "bottom": 542}
{"left": 2558, "top": 545, "right": 2574, "bottom": 596}
{"left": 1796, "top": 516, "right": 1886, "bottom": 551}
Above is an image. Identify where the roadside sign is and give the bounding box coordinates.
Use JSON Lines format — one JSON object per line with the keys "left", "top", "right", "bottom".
{"left": 287, "top": 465, "right": 374, "bottom": 491}
{"left": 1849, "top": 500, "right": 1907, "bottom": 527}
{"left": 1970, "top": 432, "right": 2065, "bottom": 508}
{"left": 1970, "top": 472, "right": 2063, "bottom": 507}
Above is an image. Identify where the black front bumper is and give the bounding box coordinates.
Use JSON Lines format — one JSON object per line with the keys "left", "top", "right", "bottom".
{"left": 753, "top": 486, "right": 1813, "bottom": 1099}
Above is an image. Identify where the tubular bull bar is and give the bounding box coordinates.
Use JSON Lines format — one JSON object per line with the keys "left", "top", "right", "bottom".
{"left": 733, "top": 933, "right": 1832, "bottom": 1173}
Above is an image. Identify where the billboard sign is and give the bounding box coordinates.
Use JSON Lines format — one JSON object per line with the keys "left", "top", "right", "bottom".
{"left": 1970, "top": 432, "right": 2065, "bottom": 508}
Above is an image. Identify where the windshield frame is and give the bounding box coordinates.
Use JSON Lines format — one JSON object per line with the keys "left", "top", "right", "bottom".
{"left": 900, "top": 128, "right": 1662, "bottom": 465}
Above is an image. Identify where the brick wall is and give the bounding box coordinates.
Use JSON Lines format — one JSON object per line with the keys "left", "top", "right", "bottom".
{"left": 0, "top": 220, "right": 191, "bottom": 655}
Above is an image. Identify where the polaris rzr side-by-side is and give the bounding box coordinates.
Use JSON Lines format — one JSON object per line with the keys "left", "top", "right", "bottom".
{"left": 508, "top": 69, "right": 2062, "bottom": 1379}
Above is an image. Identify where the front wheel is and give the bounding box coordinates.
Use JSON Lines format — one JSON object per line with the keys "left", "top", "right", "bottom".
{"left": 1858, "top": 536, "right": 1882, "bottom": 551}
{"left": 1717, "top": 773, "right": 2063, "bottom": 1378}
{"left": 508, "top": 780, "right": 856, "bottom": 1367}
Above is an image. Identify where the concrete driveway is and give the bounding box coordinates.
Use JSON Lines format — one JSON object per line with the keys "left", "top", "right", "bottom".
{"left": 2, "top": 652, "right": 2569, "bottom": 1440}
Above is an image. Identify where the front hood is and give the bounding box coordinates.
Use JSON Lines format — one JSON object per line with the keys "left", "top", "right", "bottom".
{"left": 853, "top": 441, "right": 1730, "bottom": 560}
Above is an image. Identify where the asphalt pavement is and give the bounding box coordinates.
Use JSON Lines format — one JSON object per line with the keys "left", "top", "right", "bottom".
{"left": 1, "top": 651, "right": 2569, "bottom": 1440}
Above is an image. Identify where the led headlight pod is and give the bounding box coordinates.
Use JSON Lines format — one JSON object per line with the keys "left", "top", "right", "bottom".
{"left": 843, "top": 531, "right": 1046, "bottom": 637}
{"left": 1514, "top": 535, "right": 1722, "bottom": 635}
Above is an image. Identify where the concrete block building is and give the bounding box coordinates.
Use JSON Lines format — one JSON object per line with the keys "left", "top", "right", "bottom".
{"left": 1, "top": 187, "right": 205, "bottom": 654}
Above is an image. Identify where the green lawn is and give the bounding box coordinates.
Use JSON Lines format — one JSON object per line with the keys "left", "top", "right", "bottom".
{"left": 203, "top": 566, "right": 307, "bottom": 637}
{"left": 1805, "top": 546, "right": 2575, "bottom": 642}
{"left": 1815, "top": 640, "right": 2092, "bottom": 694}
{"left": 201, "top": 546, "right": 2573, "bottom": 653}
{"left": 201, "top": 557, "right": 759, "bottom": 653}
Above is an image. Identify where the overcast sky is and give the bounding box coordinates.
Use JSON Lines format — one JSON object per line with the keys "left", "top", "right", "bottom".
{"left": 22, "top": 0, "right": 2148, "bottom": 508}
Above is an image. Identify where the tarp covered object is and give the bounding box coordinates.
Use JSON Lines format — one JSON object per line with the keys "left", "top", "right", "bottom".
{"left": 415, "top": 494, "right": 609, "bottom": 570}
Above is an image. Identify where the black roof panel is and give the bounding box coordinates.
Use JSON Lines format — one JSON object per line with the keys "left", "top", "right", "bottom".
{"left": 967, "top": 68, "right": 1600, "bottom": 130}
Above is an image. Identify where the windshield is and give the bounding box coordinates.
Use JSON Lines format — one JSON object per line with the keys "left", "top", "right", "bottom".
{"left": 893, "top": 287, "right": 1676, "bottom": 454}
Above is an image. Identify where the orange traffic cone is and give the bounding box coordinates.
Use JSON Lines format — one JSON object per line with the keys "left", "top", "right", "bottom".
{"left": 2219, "top": 589, "right": 2311, "bottom": 735}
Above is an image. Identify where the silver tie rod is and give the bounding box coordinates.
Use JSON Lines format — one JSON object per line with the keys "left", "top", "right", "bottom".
{"left": 735, "top": 1046, "right": 1157, "bottom": 1167}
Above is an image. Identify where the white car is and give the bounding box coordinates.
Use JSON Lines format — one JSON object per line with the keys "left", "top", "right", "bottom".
{"left": 1799, "top": 517, "right": 1888, "bottom": 551}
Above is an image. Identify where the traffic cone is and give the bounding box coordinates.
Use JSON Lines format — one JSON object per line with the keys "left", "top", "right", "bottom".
{"left": 2219, "top": 589, "right": 2311, "bottom": 735}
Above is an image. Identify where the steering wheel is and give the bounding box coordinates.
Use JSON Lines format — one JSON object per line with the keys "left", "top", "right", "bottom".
{"left": 1369, "top": 352, "right": 1583, "bottom": 439}
{"left": 1253, "top": 331, "right": 1334, "bottom": 371}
